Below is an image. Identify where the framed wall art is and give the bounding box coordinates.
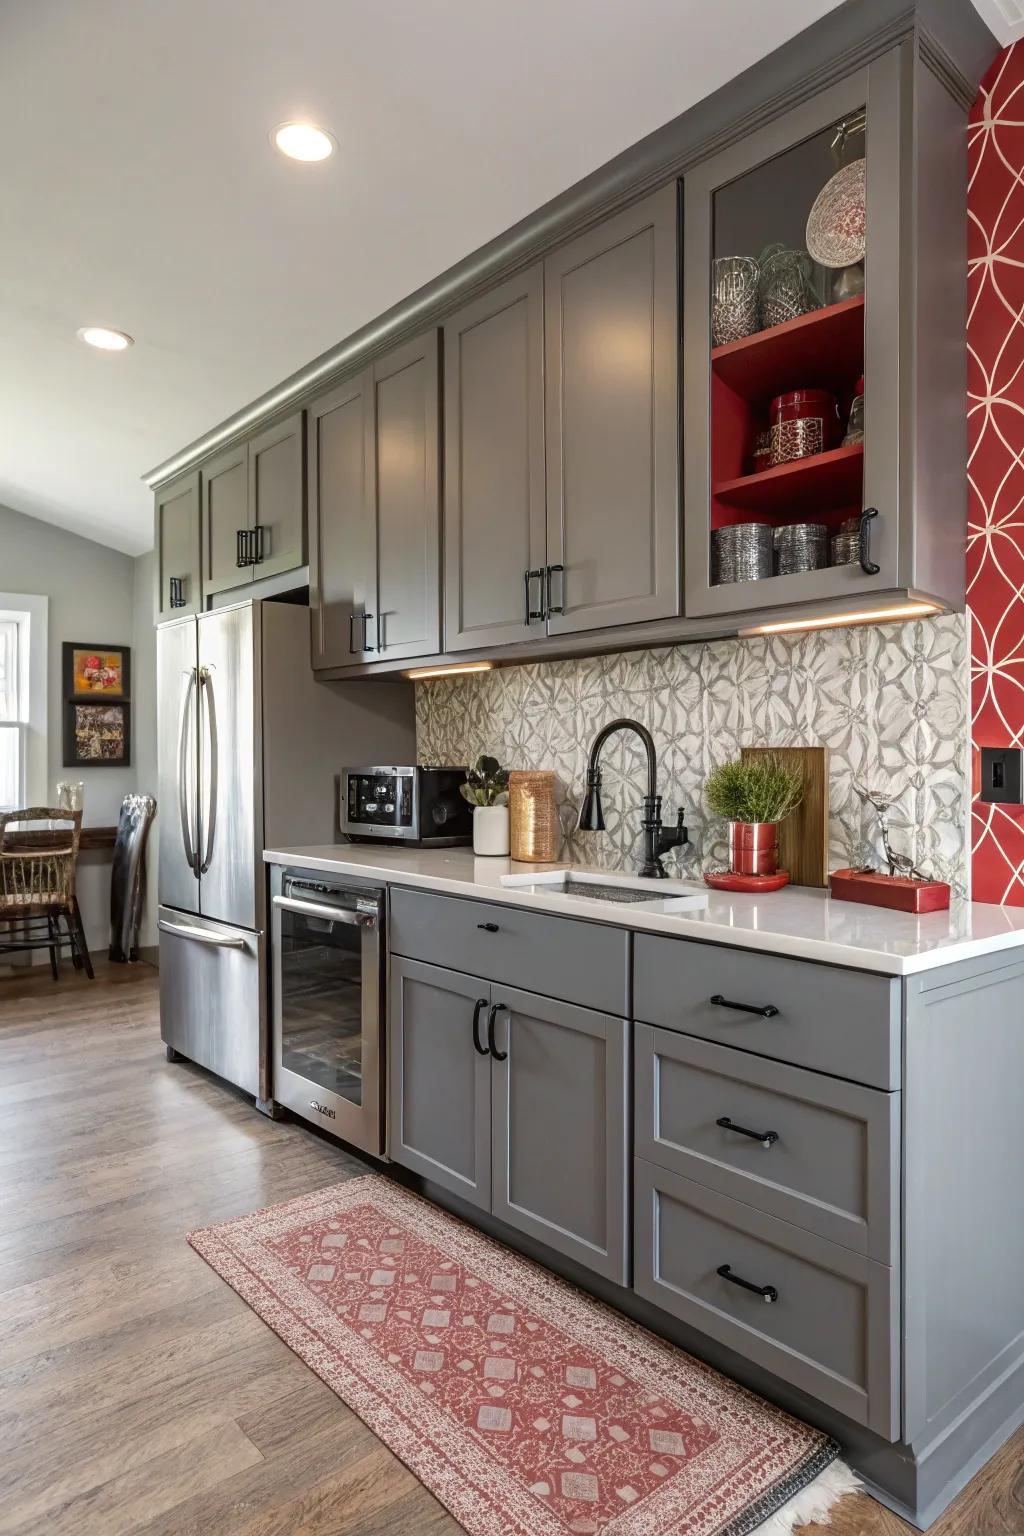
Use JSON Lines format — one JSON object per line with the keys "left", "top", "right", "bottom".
{"left": 63, "top": 642, "right": 130, "bottom": 701}
{"left": 63, "top": 700, "right": 132, "bottom": 768}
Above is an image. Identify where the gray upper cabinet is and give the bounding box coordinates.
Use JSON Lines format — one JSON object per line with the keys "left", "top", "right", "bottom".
{"left": 443, "top": 267, "right": 547, "bottom": 652}
{"left": 308, "top": 371, "right": 375, "bottom": 668}
{"left": 372, "top": 331, "right": 442, "bottom": 661}
{"left": 684, "top": 46, "right": 966, "bottom": 618}
{"left": 154, "top": 470, "right": 201, "bottom": 622}
{"left": 490, "top": 986, "right": 629, "bottom": 1284}
{"left": 198, "top": 411, "right": 306, "bottom": 605}
{"left": 202, "top": 444, "right": 248, "bottom": 596}
{"left": 310, "top": 334, "right": 441, "bottom": 668}
{"left": 248, "top": 411, "right": 306, "bottom": 581}
{"left": 544, "top": 183, "right": 680, "bottom": 635}
{"left": 388, "top": 956, "right": 491, "bottom": 1210}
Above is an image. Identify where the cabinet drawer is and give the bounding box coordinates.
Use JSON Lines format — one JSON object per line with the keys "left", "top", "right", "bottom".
{"left": 636, "top": 1026, "right": 898, "bottom": 1261}
{"left": 635, "top": 1160, "right": 898, "bottom": 1438}
{"left": 633, "top": 934, "right": 900, "bottom": 1088}
{"left": 389, "top": 888, "right": 629, "bottom": 1015}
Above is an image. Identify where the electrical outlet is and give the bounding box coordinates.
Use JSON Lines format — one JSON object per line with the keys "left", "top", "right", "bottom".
{"left": 980, "top": 747, "right": 1024, "bottom": 804}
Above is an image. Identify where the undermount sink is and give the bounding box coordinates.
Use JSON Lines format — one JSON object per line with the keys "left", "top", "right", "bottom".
{"left": 499, "top": 868, "right": 708, "bottom": 914}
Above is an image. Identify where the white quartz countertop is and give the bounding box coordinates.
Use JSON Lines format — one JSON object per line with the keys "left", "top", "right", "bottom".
{"left": 262, "top": 844, "right": 1024, "bottom": 976}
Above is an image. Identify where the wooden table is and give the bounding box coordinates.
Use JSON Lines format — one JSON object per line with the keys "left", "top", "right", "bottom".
{"left": 4, "top": 826, "right": 117, "bottom": 853}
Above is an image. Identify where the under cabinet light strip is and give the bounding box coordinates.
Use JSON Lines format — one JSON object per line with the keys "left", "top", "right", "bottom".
{"left": 405, "top": 662, "right": 494, "bottom": 680}
{"left": 744, "top": 602, "right": 939, "bottom": 636}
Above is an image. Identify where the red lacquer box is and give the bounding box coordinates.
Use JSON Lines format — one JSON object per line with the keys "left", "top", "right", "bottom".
{"left": 830, "top": 868, "right": 951, "bottom": 914}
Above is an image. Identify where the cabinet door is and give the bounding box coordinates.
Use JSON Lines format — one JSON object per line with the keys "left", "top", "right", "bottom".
{"left": 308, "top": 373, "right": 376, "bottom": 668}
{"left": 544, "top": 184, "right": 679, "bottom": 635}
{"left": 388, "top": 957, "right": 491, "bottom": 1210}
{"left": 371, "top": 331, "right": 441, "bottom": 661}
{"left": 683, "top": 57, "right": 901, "bottom": 618}
{"left": 248, "top": 411, "right": 305, "bottom": 580}
{"left": 443, "top": 268, "right": 546, "bottom": 651}
{"left": 490, "top": 985, "right": 629, "bottom": 1282}
{"left": 202, "top": 444, "right": 250, "bottom": 596}
{"left": 154, "top": 470, "right": 201, "bottom": 621}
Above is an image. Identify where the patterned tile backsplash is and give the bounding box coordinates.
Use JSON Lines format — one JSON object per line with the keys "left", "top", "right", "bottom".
{"left": 415, "top": 614, "right": 971, "bottom": 890}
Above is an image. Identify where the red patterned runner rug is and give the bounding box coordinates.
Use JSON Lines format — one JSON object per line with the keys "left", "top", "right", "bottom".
{"left": 187, "top": 1175, "right": 858, "bottom": 1536}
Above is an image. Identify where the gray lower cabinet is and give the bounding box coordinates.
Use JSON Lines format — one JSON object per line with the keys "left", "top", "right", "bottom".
{"left": 154, "top": 469, "right": 201, "bottom": 621}
{"left": 635, "top": 1024, "right": 899, "bottom": 1262}
{"left": 388, "top": 957, "right": 491, "bottom": 1210}
{"left": 443, "top": 267, "right": 546, "bottom": 652}
{"left": 490, "top": 984, "right": 629, "bottom": 1284}
{"left": 544, "top": 183, "right": 680, "bottom": 634}
{"left": 388, "top": 955, "right": 629, "bottom": 1283}
{"left": 634, "top": 1158, "right": 899, "bottom": 1438}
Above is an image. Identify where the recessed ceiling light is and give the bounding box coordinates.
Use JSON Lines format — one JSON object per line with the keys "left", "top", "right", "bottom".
{"left": 77, "top": 326, "right": 133, "bottom": 351}
{"left": 273, "top": 122, "right": 336, "bottom": 162}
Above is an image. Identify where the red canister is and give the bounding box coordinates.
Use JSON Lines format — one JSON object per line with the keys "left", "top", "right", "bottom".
{"left": 769, "top": 388, "right": 840, "bottom": 466}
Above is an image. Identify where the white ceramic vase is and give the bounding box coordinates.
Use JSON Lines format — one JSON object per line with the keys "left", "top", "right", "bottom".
{"left": 473, "top": 804, "right": 510, "bottom": 857}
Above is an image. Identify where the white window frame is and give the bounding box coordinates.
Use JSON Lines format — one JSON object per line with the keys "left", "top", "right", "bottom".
{"left": 0, "top": 594, "right": 47, "bottom": 813}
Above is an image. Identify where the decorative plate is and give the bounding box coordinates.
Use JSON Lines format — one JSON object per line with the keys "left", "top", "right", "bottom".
{"left": 703, "top": 869, "right": 791, "bottom": 893}
{"left": 806, "top": 158, "right": 866, "bottom": 268}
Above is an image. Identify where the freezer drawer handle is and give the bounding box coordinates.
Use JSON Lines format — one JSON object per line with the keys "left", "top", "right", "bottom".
{"left": 716, "top": 1116, "right": 779, "bottom": 1148}
{"left": 158, "top": 919, "right": 246, "bottom": 949}
{"left": 717, "top": 1264, "right": 778, "bottom": 1304}
{"left": 710, "top": 994, "right": 779, "bottom": 1019}
{"left": 272, "top": 894, "right": 378, "bottom": 928}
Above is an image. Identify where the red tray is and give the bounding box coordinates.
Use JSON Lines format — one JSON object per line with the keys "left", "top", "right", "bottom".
{"left": 830, "top": 868, "right": 950, "bottom": 913}
{"left": 704, "top": 870, "right": 791, "bottom": 893}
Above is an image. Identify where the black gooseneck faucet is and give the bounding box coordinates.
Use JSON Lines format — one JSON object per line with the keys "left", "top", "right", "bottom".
{"left": 576, "top": 717, "right": 688, "bottom": 879}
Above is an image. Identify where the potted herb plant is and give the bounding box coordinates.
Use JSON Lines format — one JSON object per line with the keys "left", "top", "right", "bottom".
{"left": 460, "top": 755, "right": 511, "bottom": 856}
{"left": 704, "top": 756, "right": 804, "bottom": 877}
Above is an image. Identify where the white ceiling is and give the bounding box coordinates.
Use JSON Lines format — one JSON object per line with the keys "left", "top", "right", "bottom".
{"left": 1, "top": 0, "right": 849, "bottom": 555}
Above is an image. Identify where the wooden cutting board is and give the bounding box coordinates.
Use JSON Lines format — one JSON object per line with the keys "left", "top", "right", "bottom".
{"left": 740, "top": 745, "right": 829, "bottom": 887}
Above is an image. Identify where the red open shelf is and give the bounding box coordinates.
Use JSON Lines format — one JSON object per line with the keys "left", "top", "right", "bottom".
{"left": 713, "top": 443, "right": 864, "bottom": 516}
{"left": 711, "top": 296, "right": 864, "bottom": 403}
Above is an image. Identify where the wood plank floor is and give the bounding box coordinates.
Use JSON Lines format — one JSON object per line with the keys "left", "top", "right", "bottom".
{"left": 0, "top": 961, "right": 1020, "bottom": 1535}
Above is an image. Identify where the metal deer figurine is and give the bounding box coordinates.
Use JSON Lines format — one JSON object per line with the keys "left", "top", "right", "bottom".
{"left": 854, "top": 783, "right": 927, "bottom": 881}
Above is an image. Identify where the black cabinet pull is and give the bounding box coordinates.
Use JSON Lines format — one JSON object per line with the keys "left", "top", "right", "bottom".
{"left": 717, "top": 1264, "right": 777, "bottom": 1304}
{"left": 471, "top": 997, "right": 490, "bottom": 1056}
{"left": 710, "top": 994, "right": 779, "bottom": 1019}
{"left": 348, "top": 613, "right": 358, "bottom": 654}
{"left": 716, "top": 1116, "right": 779, "bottom": 1148}
{"left": 545, "top": 563, "right": 565, "bottom": 616}
{"left": 252, "top": 523, "right": 265, "bottom": 564}
{"left": 236, "top": 529, "right": 249, "bottom": 568}
{"left": 859, "top": 507, "right": 881, "bottom": 575}
{"left": 477, "top": 922, "right": 500, "bottom": 932}
{"left": 169, "top": 576, "right": 186, "bottom": 609}
{"left": 524, "top": 568, "right": 545, "bottom": 624}
{"left": 361, "top": 613, "right": 375, "bottom": 652}
{"left": 487, "top": 1003, "right": 508, "bottom": 1061}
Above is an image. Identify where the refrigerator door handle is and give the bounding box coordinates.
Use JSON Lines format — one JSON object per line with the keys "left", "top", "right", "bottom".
{"left": 177, "top": 667, "right": 199, "bottom": 877}
{"left": 199, "top": 665, "right": 218, "bottom": 875}
{"left": 272, "top": 893, "right": 378, "bottom": 928}
{"left": 158, "top": 918, "right": 246, "bottom": 949}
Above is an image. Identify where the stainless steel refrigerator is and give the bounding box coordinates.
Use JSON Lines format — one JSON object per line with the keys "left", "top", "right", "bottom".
{"left": 156, "top": 599, "right": 415, "bottom": 1106}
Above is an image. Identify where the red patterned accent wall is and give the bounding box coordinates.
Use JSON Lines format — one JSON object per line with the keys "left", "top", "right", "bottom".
{"left": 969, "top": 46, "right": 1024, "bottom": 903}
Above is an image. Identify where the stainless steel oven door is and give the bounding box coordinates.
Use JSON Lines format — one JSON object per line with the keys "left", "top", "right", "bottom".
{"left": 271, "top": 872, "right": 384, "bottom": 1156}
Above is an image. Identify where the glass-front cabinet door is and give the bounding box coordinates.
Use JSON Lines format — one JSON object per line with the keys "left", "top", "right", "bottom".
{"left": 683, "top": 53, "right": 903, "bottom": 618}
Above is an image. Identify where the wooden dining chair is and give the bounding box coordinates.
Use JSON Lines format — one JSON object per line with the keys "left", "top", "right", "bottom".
{"left": 0, "top": 807, "right": 94, "bottom": 979}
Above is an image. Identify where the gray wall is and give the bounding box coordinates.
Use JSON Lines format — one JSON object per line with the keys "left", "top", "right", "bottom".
{"left": 0, "top": 502, "right": 157, "bottom": 953}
